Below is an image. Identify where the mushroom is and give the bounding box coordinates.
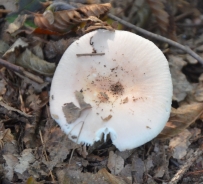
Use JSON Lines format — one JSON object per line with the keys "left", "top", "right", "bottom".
{"left": 49, "top": 29, "right": 172, "bottom": 151}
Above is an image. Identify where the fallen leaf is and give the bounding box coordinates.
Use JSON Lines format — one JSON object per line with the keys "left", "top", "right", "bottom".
{"left": 31, "top": 44, "right": 44, "bottom": 60}
{"left": 3, "top": 153, "right": 18, "bottom": 181}
{"left": 14, "top": 149, "right": 35, "bottom": 174}
{"left": 0, "top": 101, "right": 32, "bottom": 118}
{"left": 154, "top": 165, "right": 165, "bottom": 178}
{"left": 16, "top": 49, "right": 56, "bottom": 76}
{"left": 0, "top": 0, "right": 18, "bottom": 12}
{"left": 62, "top": 102, "right": 82, "bottom": 123}
{"left": 56, "top": 167, "right": 130, "bottom": 184}
{"left": 0, "top": 128, "right": 14, "bottom": 149}
{"left": 185, "top": 54, "right": 198, "bottom": 64}
{"left": 169, "top": 129, "right": 192, "bottom": 159}
{"left": 63, "top": 91, "right": 91, "bottom": 123}
{"left": 120, "top": 157, "right": 145, "bottom": 184}
{"left": 107, "top": 151, "right": 124, "bottom": 175}
{"left": 18, "top": 73, "right": 50, "bottom": 93}
{"left": 6, "top": 14, "right": 27, "bottom": 33}
{"left": 194, "top": 84, "right": 203, "bottom": 102}
{"left": 81, "top": 16, "right": 114, "bottom": 33}
{"left": 34, "top": 3, "right": 111, "bottom": 33}
{"left": 43, "top": 126, "right": 79, "bottom": 170}
{"left": 131, "top": 156, "right": 145, "bottom": 183}
{"left": 169, "top": 55, "right": 193, "bottom": 102}
{"left": 3, "top": 38, "right": 28, "bottom": 59}
{"left": 0, "top": 40, "right": 9, "bottom": 57}
{"left": 26, "top": 93, "right": 41, "bottom": 111}
{"left": 146, "top": 0, "right": 177, "bottom": 40}
{"left": 120, "top": 164, "right": 132, "bottom": 181}
{"left": 0, "top": 79, "right": 7, "bottom": 96}
{"left": 44, "top": 38, "right": 77, "bottom": 59}
{"left": 158, "top": 102, "right": 203, "bottom": 139}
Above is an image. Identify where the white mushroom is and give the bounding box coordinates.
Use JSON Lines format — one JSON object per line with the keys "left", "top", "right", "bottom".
{"left": 49, "top": 29, "right": 172, "bottom": 151}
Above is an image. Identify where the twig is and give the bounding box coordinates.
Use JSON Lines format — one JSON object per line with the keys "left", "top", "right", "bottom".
{"left": 0, "top": 58, "right": 44, "bottom": 83}
{"left": 108, "top": 13, "right": 203, "bottom": 65}
{"left": 169, "top": 147, "right": 203, "bottom": 184}
{"left": 76, "top": 53, "right": 105, "bottom": 57}
{"left": 176, "top": 22, "right": 203, "bottom": 27}
{"left": 175, "top": 10, "right": 194, "bottom": 22}
{"left": 160, "top": 141, "right": 170, "bottom": 180}
{"left": 0, "top": 9, "right": 11, "bottom": 14}
{"left": 68, "top": 112, "right": 90, "bottom": 167}
{"left": 68, "top": 121, "right": 85, "bottom": 167}
{"left": 39, "top": 130, "right": 55, "bottom": 182}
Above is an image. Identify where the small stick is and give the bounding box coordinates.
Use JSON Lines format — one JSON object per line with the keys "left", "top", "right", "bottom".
{"left": 68, "top": 112, "right": 90, "bottom": 167}
{"left": 0, "top": 9, "right": 11, "bottom": 14}
{"left": 76, "top": 53, "right": 105, "bottom": 57}
{"left": 108, "top": 13, "right": 203, "bottom": 65}
{"left": 0, "top": 58, "right": 44, "bottom": 83}
{"left": 39, "top": 130, "right": 55, "bottom": 182}
{"left": 175, "top": 10, "right": 194, "bottom": 22}
{"left": 68, "top": 121, "right": 85, "bottom": 167}
{"left": 169, "top": 147, "right": 203, "bottom": 184}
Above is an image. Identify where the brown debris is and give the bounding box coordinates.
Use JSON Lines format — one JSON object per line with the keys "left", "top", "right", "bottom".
{"left": 97, "top": 92, "right": 109, "bottom": 102}
{"left": 0, "top": 128, "right": 14, "bottom": 149}
{"left": 63, "top": 90, "right": 92, "bottom": 123}
{"left": 146, "top": 0, "right": 177, "bottom": 40}
{"left": 122, "top": 97, "right": 128, "bottom": 104}
{"left": 2, "top": 0, "right": 203, "bottom": 183}
{"left": 34, "top": 3, "right": 111, "bottom": 33}
{"left": 158, "top": 103, "right": 203, "bottom": 139}
{"left": 101, "top": 114, "right": 112, "bottom": 122}
{"left": 110, "top": 81, "right": 124, "bottom": 95}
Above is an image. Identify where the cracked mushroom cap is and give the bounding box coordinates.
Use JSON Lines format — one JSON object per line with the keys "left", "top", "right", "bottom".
{"left": 50, "top": 29, "right": 172, "bottom": 151}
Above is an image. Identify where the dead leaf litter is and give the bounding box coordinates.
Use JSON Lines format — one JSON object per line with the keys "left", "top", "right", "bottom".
{"left": 1, "top": 0, "right": 203, "bottom": 183}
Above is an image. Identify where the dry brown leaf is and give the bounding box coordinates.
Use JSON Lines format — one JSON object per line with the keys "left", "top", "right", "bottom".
{"left": 0, "top": 101, "right": 32, "bottom": 118}
{"left": 56, "top": 167, "right": 130, "bottom": 184}
{"left": 169, "top": 55, "right": 194, "bottom": 102}
{"left": 0, "top": 128, "right": 14, "bottom": 147}
{"left": 0, "top": 79, "right": 7, "bottom": 96}
{"left": 34, "top": 3, "right": 111, "bottom": 33}
{"left": 62, "top": 90, "right": 91, "bottom": 123}
{"left": 194, "top": 83, "right": 203, "bottom": 102}
{"left": 158, "top": 102, "right": 203, "bottom": 139}
{"left": 14, "top": 149, "right": 35, "bottom": 174}
{"left": 3, "top": 153, "right": 19, "bottom": 181}
{"left": 107, "top": 151, "right": 124, "bottom": 175}
{"left": 169, "top": 129, "right": 192, "bottom": 159}
{"left": 43, "top": 126, "right": 79, "bottom": 170}
{"left": 83, "top": 16, "right": 114, "bottom": 33}
{"left": 44, "top": 38, "right": 77, "bottom": 60}
{"left": 146, "top": 0, "right": 177, "bottom": 40}
{"left": 26, "top": 93, "right": 41, "bottom": 111}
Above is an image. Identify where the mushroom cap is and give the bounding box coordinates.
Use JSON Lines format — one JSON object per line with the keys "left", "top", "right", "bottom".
{"left": 50, "top": 29, "right": 172, "bottom": 151}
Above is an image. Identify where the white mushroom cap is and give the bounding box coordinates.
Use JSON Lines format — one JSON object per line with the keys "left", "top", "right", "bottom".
{"left": 50, "top": 29, "right": 172, "bottom": 151}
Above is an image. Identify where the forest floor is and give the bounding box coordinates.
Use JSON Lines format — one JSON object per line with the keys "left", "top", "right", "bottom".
{"left": 1, "top": 0, "right": 203, "bottom": 183}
